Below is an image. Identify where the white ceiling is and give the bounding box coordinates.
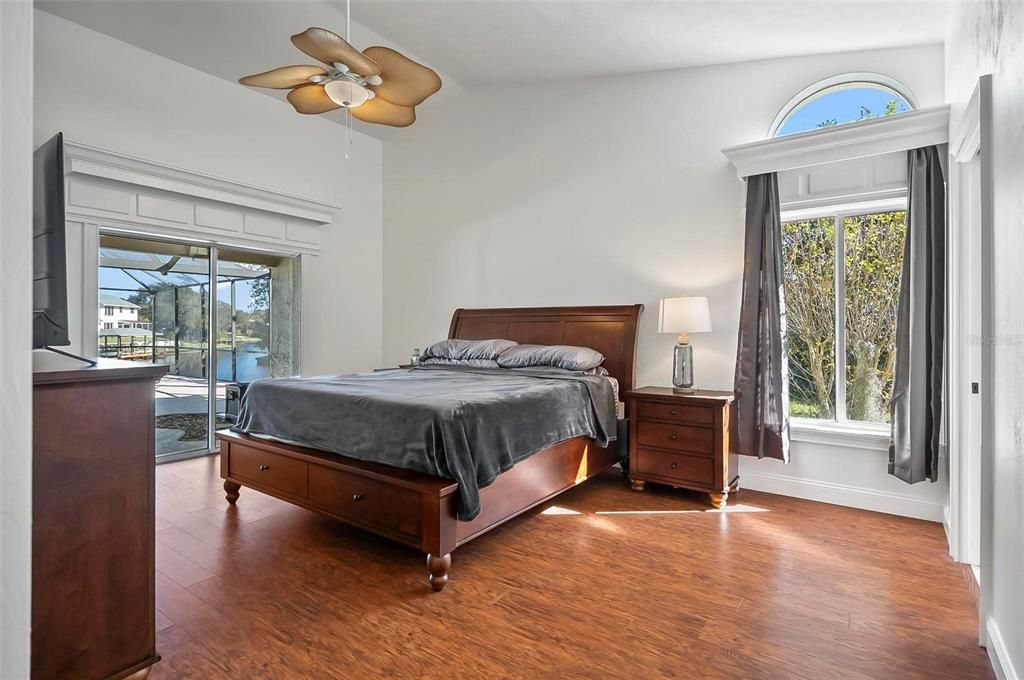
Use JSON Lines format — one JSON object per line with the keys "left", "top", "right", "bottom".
{"left": 350, "top": 0, "right": 950, "bottom": 85}
{"left": 38, "top": 0, "right": 950, "bottom": 133}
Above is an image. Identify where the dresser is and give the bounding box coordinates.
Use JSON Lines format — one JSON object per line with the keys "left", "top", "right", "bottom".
{"left": 626, "top": 387, "right": 737, "bottom": 508}
{"left": 33, "top": 360, "right": 167, "bottom": 680}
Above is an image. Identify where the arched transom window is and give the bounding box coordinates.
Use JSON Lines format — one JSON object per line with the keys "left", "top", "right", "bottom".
{"left": 771, "top": 73, "right": 917, "bottom": 137}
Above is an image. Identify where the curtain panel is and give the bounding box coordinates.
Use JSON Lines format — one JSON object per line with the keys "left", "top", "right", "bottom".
{"left": 889, "top": 145, "right": 947, "bottom": 483}
{"left": 733, "top": 173, "right": 790, "bottom": 461}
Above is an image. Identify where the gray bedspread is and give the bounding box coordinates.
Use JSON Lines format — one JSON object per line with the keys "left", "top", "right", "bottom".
{"left": 232, "top": 366, "right": 617, "bottom": 520}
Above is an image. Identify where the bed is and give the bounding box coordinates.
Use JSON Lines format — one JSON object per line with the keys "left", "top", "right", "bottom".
{"left": 216, "top": 304, "right": 642, "bottom": 590}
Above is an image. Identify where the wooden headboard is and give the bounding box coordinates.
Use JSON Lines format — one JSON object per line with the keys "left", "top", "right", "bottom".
{"left": 448, "top": 305, "right": 643, "bottom": 394}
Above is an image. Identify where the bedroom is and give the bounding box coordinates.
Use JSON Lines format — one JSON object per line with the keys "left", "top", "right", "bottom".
{"left": 1, "top": 0, "right": 1021, "bottom": 678}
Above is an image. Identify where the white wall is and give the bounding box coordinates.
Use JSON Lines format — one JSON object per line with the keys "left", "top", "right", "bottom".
{"left": 382, "top": 44, "right": 947, "bottom": 520}
{"left": 34, "top": 10, "right": 384, "bottom": 375}
{"left": 0, "top": 1, "right": 34, "bottom": 676}
{"left": 947, "top": 3, "right": 1024, "bottom": 678}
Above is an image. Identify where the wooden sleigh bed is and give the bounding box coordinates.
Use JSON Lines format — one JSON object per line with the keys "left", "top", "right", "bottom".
{"left": 216, "top": 304, "right": 642, "bottom": 591}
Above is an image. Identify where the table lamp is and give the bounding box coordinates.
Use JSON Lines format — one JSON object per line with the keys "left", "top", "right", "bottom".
{"left": 659, "top": 296, "right": 711, "bottom": 392}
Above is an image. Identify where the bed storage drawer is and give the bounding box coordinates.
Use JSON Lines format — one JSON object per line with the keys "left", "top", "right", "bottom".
{"left": 636, "top": 420, "right": 714, "bottom": 455}
{"left": 229, "top": 444, "right": 309, "bottom": 498}
{"left": 634, "top": 448, "right": 715, "bottom": 487}
{"left": 308, "top": 466, "right": 423, "bottom": 540}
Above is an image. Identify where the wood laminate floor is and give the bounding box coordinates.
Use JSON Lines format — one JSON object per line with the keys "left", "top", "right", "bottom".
{"left": 152, "top": 455, "right": 991, "bottom": 679}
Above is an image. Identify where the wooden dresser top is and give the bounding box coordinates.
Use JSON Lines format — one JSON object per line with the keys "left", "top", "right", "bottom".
{"left": 33, "top": 358, "right": 168, "bottom": 385}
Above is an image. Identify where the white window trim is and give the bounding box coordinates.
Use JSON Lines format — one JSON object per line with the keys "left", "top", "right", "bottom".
{"left": 769, "top": 72, "right": 920, "bottom": 138}
{"left": 782, "top": 197, "right": 907, "bottom": 444}
{"left": 791, "top": 418, "right": 890, "bottom": 451}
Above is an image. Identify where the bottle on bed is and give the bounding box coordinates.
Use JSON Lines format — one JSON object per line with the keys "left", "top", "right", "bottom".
{"left": 410, "top": 348, "right": 422, "bottom": 366}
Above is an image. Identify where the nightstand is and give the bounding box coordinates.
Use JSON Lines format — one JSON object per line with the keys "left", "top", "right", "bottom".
{"left": 626, "top": 387, "right": 738, "bottom": 508}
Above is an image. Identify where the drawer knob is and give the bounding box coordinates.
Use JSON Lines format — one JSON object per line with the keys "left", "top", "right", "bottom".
{"left": 352, "top": 493, "right": 364, "bottom": 502}
{"left": 670, "top": 434, "right": 678, "bottom": 441}
{"left": 670, "top": 409, "right": 678, "bottom": 415}
{"left": 670, "top": 462, "right": 678, "bottom": 470}
{"left": 258, "top": 464, "right": 271, "bottom": 471}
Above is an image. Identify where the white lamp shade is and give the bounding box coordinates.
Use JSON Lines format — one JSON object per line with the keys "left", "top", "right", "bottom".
{"left": 658, "top": 296, "right": 711, "bottom": 334}
{"left": 324, "top": 80, "right": 371, "bottom": 108}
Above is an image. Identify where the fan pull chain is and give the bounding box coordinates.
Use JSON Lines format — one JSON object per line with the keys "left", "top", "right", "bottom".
{"left": 346, "top": 108, "right": 352, "bottom": 159}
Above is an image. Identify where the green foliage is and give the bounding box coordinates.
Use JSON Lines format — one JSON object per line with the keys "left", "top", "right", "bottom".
{"left": 782, "top": 211, "right": 906, "bottom": 423}
{"left": 127, "top": 291, "right": 153, "bottom": 323}
{"left": 819, "top": 98, "right": 904, "bottom": 129}
{"left": 782, "top": 217, "right": 836, "bottom": 418}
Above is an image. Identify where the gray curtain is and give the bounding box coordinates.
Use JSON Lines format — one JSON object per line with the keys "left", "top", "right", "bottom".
{"left": 889, "top": 146, "right": 946, "bottom": 483}
{"left": 733, "top": 173, "right": 790, "bottom": 461}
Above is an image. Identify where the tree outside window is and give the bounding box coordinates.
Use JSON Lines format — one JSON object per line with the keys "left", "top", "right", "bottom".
{"left": 782, "top": 210, "right": 906, "bottom": 424}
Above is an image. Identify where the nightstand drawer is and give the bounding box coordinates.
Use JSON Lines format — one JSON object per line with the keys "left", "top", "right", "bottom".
{"left": 636, "top": 420, "right": 714, "bottom": 455}
{"left": 635, "top": 449, "right": 715, "bottom": 487}
{"left": 636, "top": 401, "right": 713, "bottom": 425}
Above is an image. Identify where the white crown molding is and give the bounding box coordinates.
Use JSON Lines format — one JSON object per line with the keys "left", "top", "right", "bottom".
{"left": 950, "top": 80, "right": 984, "bottom": 163}
{"left": 723, "top": 105, "right": 951, "bottom": 179}
{"left": 739, "top": 470, "right": 944, "bottom": 522}
{"left": 63, "top": 140, "right": 341, "bottom": 225}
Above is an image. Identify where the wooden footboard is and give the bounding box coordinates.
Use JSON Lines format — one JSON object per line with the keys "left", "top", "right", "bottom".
{"left": 217, "top": 431, "right": 621, "bottom": 590}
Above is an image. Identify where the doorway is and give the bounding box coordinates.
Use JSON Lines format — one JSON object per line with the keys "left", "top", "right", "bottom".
{"left": 97, "top": 232, "right": 299, "bottom": 459}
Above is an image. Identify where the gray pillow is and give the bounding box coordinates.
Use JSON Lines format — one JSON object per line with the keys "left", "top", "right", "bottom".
{"left": 497, "top": 344, "right": 604, "bottom": 371}
{"left": 421, "top": 338, "right": 518, "bottom": 362}
{"left": 420, "top": 357, "right": 500, "bottom": 368}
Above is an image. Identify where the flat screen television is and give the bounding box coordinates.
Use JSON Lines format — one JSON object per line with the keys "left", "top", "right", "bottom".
{"left": 32, "top": 133, "right": 72, "bottom": 351}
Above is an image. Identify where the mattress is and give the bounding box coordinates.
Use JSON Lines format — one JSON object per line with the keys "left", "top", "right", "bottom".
{"left": 232, "top": 366, "right": 618, "bottom": 520}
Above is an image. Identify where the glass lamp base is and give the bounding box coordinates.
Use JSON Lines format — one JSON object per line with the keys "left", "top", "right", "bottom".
{"left": 672, "top": 342, "right": 694, "bottom": 391}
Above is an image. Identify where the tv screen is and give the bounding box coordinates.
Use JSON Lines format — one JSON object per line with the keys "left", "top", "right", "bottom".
{"left": 32, "top": 132, "right": 69, "bottom": 349}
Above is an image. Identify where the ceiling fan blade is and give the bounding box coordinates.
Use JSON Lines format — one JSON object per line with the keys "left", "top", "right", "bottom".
{"left": 362, "top": 46, "right": 441, "bottom": 107}
{"left": 239, "top": 65, "right": 327, "bottom": 89}
{"left": 291, "top": 27, "right": 381, "bottom": 76}
{"left": 286, "top": 84, "right": 342, "bottom": 115}
{"left": 351, "top": 98, "right": 416, "bottom": 127}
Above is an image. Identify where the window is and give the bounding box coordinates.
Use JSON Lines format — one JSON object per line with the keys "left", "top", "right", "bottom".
{"left": 103, "top": 305, "right": 114, "bottom": 315}
{"left": 782, "top": 206, "right": 906, "bottom": 425}
{"left": 772, "top": 74, "right": 916, "bottom": 137}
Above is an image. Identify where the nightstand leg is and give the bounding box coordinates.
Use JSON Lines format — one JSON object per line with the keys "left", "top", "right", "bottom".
{"left": 709, "top": 492, "right": 727, "bottom": 509}
{"left": 630, "top": 479, "right": 646, "bottom": 492}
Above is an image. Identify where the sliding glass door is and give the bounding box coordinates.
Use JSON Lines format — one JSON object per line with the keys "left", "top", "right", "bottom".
{"left": 98, "top": 233, "right": 298, "bottom": 459}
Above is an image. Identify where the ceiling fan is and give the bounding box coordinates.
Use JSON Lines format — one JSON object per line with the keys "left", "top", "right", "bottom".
{"left": 239, "top": 19, "right": 440, "bottom": 128}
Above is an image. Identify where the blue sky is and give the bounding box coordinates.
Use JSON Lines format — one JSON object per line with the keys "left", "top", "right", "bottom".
{"left": 99, "top": 267, "right": 262, "bottom": 312}
{"left": 777, "top": 87, "right": 910, "bottom": 136}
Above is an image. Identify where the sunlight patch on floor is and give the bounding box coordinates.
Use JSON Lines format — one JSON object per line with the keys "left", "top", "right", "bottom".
{"left": 595, "top": 504, "right": 769, "bottom": 515}
{"left": 541, "top": 505, "right": 582, "bottom": 516}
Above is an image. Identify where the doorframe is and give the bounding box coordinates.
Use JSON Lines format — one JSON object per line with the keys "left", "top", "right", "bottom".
{"left": 63, "top": 139, "right": 332, "bottom": 459}
{"left": 947, "top": 75, "right": 994, "bottom": 648}
{"left": 90, "top": 224, "right": 304, "bottom": 460}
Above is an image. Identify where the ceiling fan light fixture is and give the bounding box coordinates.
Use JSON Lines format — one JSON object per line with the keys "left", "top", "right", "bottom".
{"left": 324, "top": 79, "right": 370, "bottom": 108}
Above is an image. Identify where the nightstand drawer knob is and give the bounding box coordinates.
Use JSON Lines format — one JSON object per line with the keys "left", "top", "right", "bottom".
{"left": 670, "top": 409, "right": 678, "bottom": 415}
{"left": 352, "top": 493, "right": 364, "bottom": 502}
{"left": 670, "top": 462, "right": 678, "bottom": 470}
{"left": 670, "top": 434, "right": 678, "bottom": 441}
{"left": 258, "top": 464, "right": 270, "bottom": 471}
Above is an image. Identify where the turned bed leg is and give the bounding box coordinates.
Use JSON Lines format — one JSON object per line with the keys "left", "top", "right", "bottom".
{"left": 426, "top": 553, "right": 451, "bottom": 592}
{"left": 224, "top": 480, "right": 241, "bottom": 505}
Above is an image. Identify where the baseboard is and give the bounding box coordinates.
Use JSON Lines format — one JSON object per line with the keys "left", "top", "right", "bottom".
{"left": 943, "top": 502, "right": 953, "bottom": 548}
{"left": 740, "top": 470, "right": 944, "bottom": 522}
{"left": 986, "top": 616, "right": 1019, "bottom": 680}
